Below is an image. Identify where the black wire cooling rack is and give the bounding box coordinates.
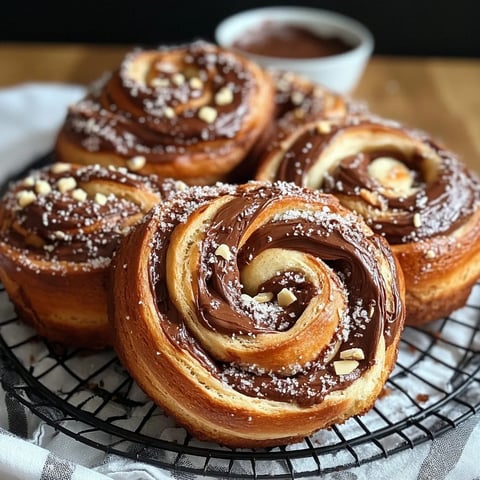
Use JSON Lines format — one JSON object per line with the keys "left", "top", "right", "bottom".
{"left": 0, "top": 282, "right": 479, "bottom": 478}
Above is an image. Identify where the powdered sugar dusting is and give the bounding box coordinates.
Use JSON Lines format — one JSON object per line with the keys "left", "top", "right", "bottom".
{"left": 0, "top": 164, "right": 179, "bottom": 272}
{"left": 63, "top": 41, "right": 265, "bottom": 164}
{"left": 146, "top": 181, "right": 402, "bottom": 405}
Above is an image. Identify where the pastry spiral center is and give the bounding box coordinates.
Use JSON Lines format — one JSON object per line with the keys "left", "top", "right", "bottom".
{"left": 367, "top": 156, "right": 415, "bottom": 195}
{"left": 149, "top": 183, "right": 404, "bottom": 404}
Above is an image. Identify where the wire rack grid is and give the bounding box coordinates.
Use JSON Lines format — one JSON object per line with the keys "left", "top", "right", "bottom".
{"left": 0, "top": 281, "right": 479, "bottom": 479}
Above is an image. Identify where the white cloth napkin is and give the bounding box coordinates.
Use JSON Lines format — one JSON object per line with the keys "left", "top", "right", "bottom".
{"left": 0, "top": 83, "right": 478, "bottom": 480}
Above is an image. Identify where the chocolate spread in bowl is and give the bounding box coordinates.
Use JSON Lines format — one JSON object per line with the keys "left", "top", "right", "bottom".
{"left": 232, "top": 21, "right": 354, "bottom": 59}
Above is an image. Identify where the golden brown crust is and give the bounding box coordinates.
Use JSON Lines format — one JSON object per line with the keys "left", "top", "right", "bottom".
{"left": 0, "top": 163, "right": 179, "bottom": 348}
{"left": 55, "top": 42, "right": 275, "bottom": 185}
{"left": 0, "top": 251, "right": 111, "bottom": 347}
{"left": 393, "top": 208, "right": 480, "bottom": 325}
{"left": 110, "top": 182, "right": 405, "bottom": 447}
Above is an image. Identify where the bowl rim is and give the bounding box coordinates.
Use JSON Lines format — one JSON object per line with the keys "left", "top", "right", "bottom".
{"left": 214, "top": 6, "right": 374, "bottom": 67}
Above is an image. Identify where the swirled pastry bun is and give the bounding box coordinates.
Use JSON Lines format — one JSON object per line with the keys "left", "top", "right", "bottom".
{"left": 270, "top": 70, "right": 365, "bottom": 133}
{"left": 256, "top": 117, "right": 480, "bottom": 325}
{"left": 55, "top": 42, "right": 275, "bottom": 185}
{"left": 245, "top": 71, "right": 365, "bottom": 178}
{"left": 111, "top": 181, "right": 405, "bottom": 447}
{"left": 0, "top": 163, "right": 180, "bottom": 348}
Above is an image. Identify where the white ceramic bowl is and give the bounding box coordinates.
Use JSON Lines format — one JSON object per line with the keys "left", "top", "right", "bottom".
{"left": 215, "top": 6, "right": 374, "bottom": 94}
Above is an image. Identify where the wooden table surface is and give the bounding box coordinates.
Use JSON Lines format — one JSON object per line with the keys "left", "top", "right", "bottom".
{"left": 1, "top": 43, "right": 479, "bottom": 172}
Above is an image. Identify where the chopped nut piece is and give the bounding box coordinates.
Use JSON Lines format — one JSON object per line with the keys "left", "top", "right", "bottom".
{"left": 172, "top": 73, "right": 185, "bottom": 86}
{"left": 189, "top": 77, "right": 203, "bottom": 89}
{"left": 198, "top": 106, "right": 218, "bottom": 123}
{"left": 333, "top": 360, "right": 359, "bottom": 375}
{"left": 276, "top": 78, "right": 290, "bottom": 92}
{"left": 54, "top": 230, "right": 67, "bottom": 240}
{"left": 291, "top": 91, "right": 305, "bottom": 106}
{"left": 174, "top": 180, "right": 188, "bottom": 191}
{"left": 57, "top": 177, "right": 77, "bottom": 193}
{"left": 368, "top": 157, "right": 414, "bottom": 193}
{"left": 72, "top": 188, "right": 88, "bottom": 202}
{"left": 35, "top": 180, "right": 52, "bottom": 196}
{"left": 127, "top": 156, "right": 146, "bottom": 171}
{"left": 241, "top": 293, "right": 253, "bottom": 303}
{"left": 277, "top": 288, "right": 297, "bottom": 307}
{"left": 17, "top": 190, "right": 37, "bottom": 208}
{"left": 156, "top": 62, "right": 175, "bottom": 73}
{"left": 23, "top": 177, "right": 35, "bottom": 187}
{"left": 317, "top": 121, "right": 332, "bottom": 134}
{"left": 214, "top": 243, "right": 231, "bottom": 261}
{"left": 51, "top": 163, "right": 71, "bottom": 174}
{"left": 413, "top": 213, "right": 422, "bottom": 228}
{"left": 253, "top": 292, "right": 274, "bottom": 303}
{"left": 426, "top": 250, "right": 436, "bottom": 259}
{"left": 163, "top": 106, "right": 176, "bottom": 119}
{"left": 214, "top": 87, "right": 234, "bottom": 106}
{"left": 95, "top": 192, "right": 108, "bottom": 206}
{"left": 151, "top": 77, "right": 170, "bottom": 88}
{"left": 340, "top": 348, "right": 365, "bottom": 361}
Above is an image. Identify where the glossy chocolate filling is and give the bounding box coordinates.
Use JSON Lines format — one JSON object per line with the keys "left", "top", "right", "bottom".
{"left": 0, "top": 166, "right": 169, "bottom": 263}
{"left": 62, "top": 43, "right": 259, "bottom": 160}
{"left": 273, "top": 123, "right": 480, "bottom": 243}
{"left": 149, "top": 183, "right": 404, "bottom": 406}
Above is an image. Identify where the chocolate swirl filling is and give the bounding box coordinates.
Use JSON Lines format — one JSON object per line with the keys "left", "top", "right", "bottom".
{"left": 269, "top": 121, "right": 480, "bottom": 244}
{"left": 0, "top": 165, "right": 175, "bottom": 264}
{"left": 149, "top": 183, "right": 404, "bottom": 406}
{"left": 61, "top": 42, "right": 263, "bottom": 161}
